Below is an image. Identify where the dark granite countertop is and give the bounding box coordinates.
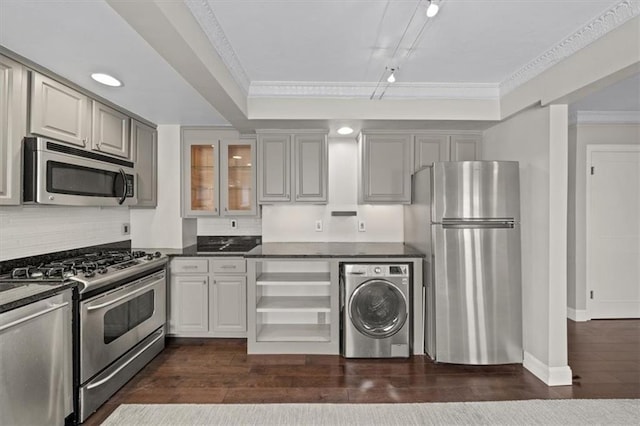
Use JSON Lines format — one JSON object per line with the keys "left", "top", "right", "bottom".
{"left": 0, "top": 281, "right": 78, "bottom": 313}
{"left": 245, "top": 243, "right": 425, "bottom": 258}
{"left": 134, "top": 245, "right": 250, "bottom": 257}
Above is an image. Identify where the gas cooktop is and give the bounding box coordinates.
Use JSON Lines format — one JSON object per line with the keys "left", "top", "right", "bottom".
{"left": 0, "top": 250, "right": 167, "bottom": 294}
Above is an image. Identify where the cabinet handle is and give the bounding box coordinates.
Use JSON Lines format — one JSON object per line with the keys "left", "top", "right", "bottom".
{"left": 220, "top": 265, "right": 236, "bottom": 269}
{"left": 214, "top": 208, "right": 218, "bottom": 212}
{"left": 224, "top": 207, "right": 228, "bottom": 212}
{"left": 182, "top": 265, "right": 198, "bottom": 269}
{"left": 203, "top": 281, "right": 207, "bottom": 285}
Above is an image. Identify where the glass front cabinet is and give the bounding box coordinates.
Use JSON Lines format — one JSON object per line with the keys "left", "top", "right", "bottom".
{"left": 182, "top": 129, "right": 257, "bottom": 217}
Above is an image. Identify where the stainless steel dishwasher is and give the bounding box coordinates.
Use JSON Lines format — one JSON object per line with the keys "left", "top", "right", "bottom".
{"left": 0, "top": 289, "right": 73, "bottom": 425}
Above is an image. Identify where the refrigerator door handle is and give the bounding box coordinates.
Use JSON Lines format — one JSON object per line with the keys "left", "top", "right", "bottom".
{"left": 442, "top": 221, "right": 515, "bottom": 229}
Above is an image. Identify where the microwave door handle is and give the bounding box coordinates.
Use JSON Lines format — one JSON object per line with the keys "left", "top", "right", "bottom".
{"left": 117, "top": 168, "right": 127, "bottom": 205}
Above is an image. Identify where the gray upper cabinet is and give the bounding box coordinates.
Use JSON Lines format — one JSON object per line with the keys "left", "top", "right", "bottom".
{"left": 131, "top": 120, "right": 157, "bottom": 208}
{"left": 220, "top": 138, "right": 258, "bottom": 216}
{"left": 182, "top": 127, "right": 257, "bottom": 217}
{"left": 293, "top": 133, "right": 328, "bottom": 202}
{"left": 29, "top": 72, "right": 90, "bottom": 148}
{"left": 91, "top": 101, "right": 130, "bottom": 159}
{"left": 360, "top": 132, "right": 412, "bottom": 204}
{"left": 414, "top": 134, "right": 449, "bottom": 171}
{"left": 414, "top": 132, "right": 481, "bottom": 171}
{"left": 257, "top": 134, "right": 291, "bottom": 202}
{"left": 0, "top": 54, "right": 28, "bottom": 205}
{"left": 258, "top": 131, "right": 328, "bottom": 204}
{"left": 450, "top": 134, "right": 480, "bottom": 161}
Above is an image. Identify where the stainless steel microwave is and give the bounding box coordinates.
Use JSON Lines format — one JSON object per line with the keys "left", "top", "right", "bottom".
{"left": 23, "top": 137, "right": 137, "bottom": 206}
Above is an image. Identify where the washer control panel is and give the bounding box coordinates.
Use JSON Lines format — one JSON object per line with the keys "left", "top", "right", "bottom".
{"left": 344, "top": 264, "right": 409, "bottom": 277}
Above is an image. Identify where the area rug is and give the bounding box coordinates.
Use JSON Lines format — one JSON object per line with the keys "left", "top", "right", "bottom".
{"left": 101, "top": 399, "right": 639, "bottom": 425}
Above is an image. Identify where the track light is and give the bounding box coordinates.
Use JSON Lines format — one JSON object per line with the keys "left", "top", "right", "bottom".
{"left": 426, "top": 0, "right": 439, "bottom": 18}
{"left": 387, "top": 68, "right": 396, "bottom": 83}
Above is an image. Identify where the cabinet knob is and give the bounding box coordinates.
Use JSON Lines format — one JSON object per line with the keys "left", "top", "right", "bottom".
{"left": 224, "top": 207, "right": 228, "bottom": 212}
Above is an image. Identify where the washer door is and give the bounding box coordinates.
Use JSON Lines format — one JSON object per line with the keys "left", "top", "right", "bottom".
{"left": 349, "top": 279, "right": 408, "bottom": 339}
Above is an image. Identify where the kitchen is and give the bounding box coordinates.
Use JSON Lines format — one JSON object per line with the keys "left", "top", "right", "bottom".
{"left": 1, "top": 1, "right": 639, "bottom": 425}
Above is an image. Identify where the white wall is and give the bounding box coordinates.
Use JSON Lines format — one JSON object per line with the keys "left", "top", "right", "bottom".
{"left": 261, "top": 137, "right": 404, "bottom": 242}
{"left": 567, "top": 122, "right": 640, "bottom": 320}
{"left": 0, "top": 205, "right": 129, "bottom": 260}
{"left": 483, "top": 105, "right": 572, "bottom": 386}
{"left": 131, "top": 125, "right": 196, "bottom": 248}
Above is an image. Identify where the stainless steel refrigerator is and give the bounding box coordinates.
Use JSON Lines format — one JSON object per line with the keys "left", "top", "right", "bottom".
{"left": 405, "top": 161, "right": 522, "bottom": 364}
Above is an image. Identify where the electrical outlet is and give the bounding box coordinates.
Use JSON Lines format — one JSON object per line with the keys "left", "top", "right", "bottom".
{"left": 315, "top": 220, "right": 323, "bottom": 232}
{"left": 230, "top": 220, "right": 237, "bottom": 229}
{"left": 358, "top": 220, "right": 366, "bottom": 232}
{"left": 122, "top": 223, "right": 130, "bottom": 235}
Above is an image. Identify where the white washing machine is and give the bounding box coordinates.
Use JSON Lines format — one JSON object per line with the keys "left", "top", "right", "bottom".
{"left": 340, "top": 263, "right": 411, "bottom": 358}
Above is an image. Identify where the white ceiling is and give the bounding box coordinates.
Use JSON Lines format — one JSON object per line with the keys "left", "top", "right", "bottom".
{"left": 0, "top": 0, "right": 638, "bottom": 131}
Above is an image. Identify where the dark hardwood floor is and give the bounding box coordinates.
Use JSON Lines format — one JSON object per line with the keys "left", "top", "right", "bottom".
{"left": 84, "top": 319, "right": 640, "bottom": 425}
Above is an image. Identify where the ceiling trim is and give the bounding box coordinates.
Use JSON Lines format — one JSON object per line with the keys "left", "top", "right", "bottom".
{"left": 570, "top": 110, "right": 640, "bottom": 125}
{"left": 500, "top": 0, "right": 640, "bottom": 95}
{"left": 248, "top": 82, "right": 499, "bottom": 100}
{"left": 185, "top": 0, "right": 251, "bottom": 94}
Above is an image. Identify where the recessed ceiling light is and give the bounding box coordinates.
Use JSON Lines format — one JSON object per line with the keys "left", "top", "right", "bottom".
{"left": 426, "top": 0, "right": 439, "bottom": 18}
{"left": 337, "top": 126, "right": 354, "bottom": 135}
{"left": 91, "top": 73, "right": 123, "bottom": 87}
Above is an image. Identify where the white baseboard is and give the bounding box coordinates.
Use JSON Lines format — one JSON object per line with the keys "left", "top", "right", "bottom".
{"left": 567, "top": 307, "right": 589, "bottom": 322}
{"left": 523, "top": 351, "right": 573, "bottom": 386}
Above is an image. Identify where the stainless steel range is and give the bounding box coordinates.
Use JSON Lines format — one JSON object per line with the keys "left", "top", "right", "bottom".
{"left": 1, "top": 249, "right": 168, "bottom": 423}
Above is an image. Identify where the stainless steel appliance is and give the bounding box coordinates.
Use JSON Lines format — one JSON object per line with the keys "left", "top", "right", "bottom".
{"left": 340, "top": 263, "right": 411, "bottom": 358}
{"left": 405, "top": 161, "right": 522, "bottom": 364}
{"left": 0, "top": 289, "right": 73, "bottom": 426}
{"left": 0, "top": 249, "right": 167, "bottom": 422}
{"left": 23, "top": 136, "right": 137, "bottom": 206}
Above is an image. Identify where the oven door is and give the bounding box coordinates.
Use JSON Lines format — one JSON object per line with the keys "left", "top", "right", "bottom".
{"left": 80, "top": 270, "right": 166, "bottom": 383}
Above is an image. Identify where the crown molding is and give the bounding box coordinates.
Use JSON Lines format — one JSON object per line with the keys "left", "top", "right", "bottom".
{"left": 248, "top": 82, "right": 499, "bottom": 100}
{"left": 184, "top": 0, "right": 251, "bottom": 94}
{"left": 570, "top": 110, "right": 640, "bottom": 125}
{"left": 500, "top": 1, "right": 640, "bottom": 95}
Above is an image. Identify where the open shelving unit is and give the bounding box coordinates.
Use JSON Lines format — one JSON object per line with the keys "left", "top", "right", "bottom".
{"left": 248, "top": 260, "right": 338, "bottom": 353}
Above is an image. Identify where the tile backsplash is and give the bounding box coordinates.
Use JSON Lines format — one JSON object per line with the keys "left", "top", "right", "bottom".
{"left": 0, "top": 205, "right": 130, "bottom": 261}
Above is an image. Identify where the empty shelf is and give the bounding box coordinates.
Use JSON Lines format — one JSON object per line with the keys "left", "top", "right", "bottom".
{"left": 257, "top": 324, "right": 331, "bottom": 342}
{"left": 257, "top": 296, "right": 330, "bottom": 312}
{"left": 256, "top": 272, "right": 331, "bottom": 286}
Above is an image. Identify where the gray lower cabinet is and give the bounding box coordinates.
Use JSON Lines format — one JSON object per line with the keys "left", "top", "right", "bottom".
{"left": 414, "top": 132, "right": 480, "bottom": 171}
{"left": 131, "top": 120, "right": 158, "bottom": 207}
{"left": 359, "top": 132, "right": 412, "bottom": 204}
{"left": 169, "top": 257, "right": 247, "bottom": 337}
{"left": 257, "top": 131, "right": 328, "bottom": 204}
{"left": 0, "top": 54, "right": 27, "bottom": 205}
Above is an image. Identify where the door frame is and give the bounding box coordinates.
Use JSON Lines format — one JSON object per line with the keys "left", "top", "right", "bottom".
{"left": 585, "top": 144, "right": 640, "bottom": 319}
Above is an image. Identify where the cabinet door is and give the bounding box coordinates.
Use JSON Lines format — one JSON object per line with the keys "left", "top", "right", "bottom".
{"left": 450, "top": 134, "right": 480, "bottom": 161}
{"left": 131, "top": 120, "right": 157, "bottom": 207}
{"left": 361, "top": 133, "right": 412, "bottom": 203}
{"left": 29, "top": 72, "right": 90, "bottom": 147}
{"left": 0, "top": 55, "right": 27, "bottom": 205}
{"left": 173, "top": 275, "right": 209, "bottom": 333}
{"left": 294, "top": 133, "right": 327, "bottom": 203}
{"left": 221, "top": 139, "right": 257, "bottom": 215}
{"left": 182, "top": 129, "right": 220, "bottom": 216}
{"left": 92, "top": 101, "right": 130, "bottom": 158}
{"left": 211, "top": 275, "right": 247, "bottom": 335}
{"left": 258, "top": 134, "right": 291, "bottom": 202}
{"left": 414, "top": 134, "right": 449, "bottom": 171}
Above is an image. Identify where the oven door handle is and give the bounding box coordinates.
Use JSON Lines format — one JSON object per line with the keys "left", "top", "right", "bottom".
{"left": 86, "top": 280, "right": 160, "bottom": 311}
{"left": 86, "top": 328, "right": 164, "bottom": 390}
{"left": 117, "top": 168, "right": 127, "bottom": 205}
